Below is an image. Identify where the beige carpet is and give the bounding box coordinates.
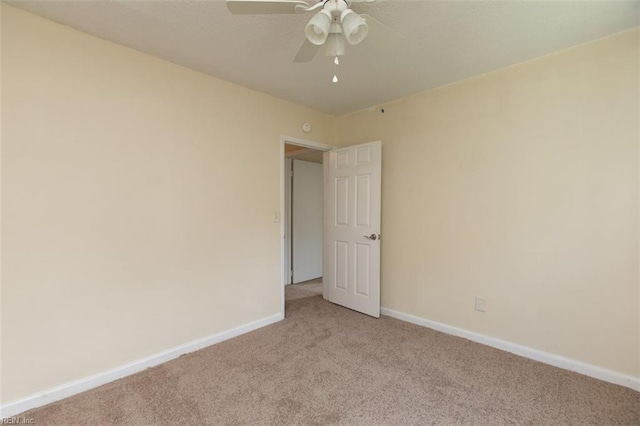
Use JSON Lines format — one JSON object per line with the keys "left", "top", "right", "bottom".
{"left": 19, "top": 293, "right": 639, "bottom": 425}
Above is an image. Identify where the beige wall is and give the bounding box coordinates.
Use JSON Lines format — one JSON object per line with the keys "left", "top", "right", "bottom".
{"left": 336, "top": 29, "right": 639, "bottom": 377}
{"left": 1, "top": 4, "right": 333, "bottom": 403}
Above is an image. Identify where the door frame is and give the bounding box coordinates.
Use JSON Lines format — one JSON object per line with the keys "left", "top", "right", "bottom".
{"left": 280, "top": 135, "right": 334, "bottom": 317}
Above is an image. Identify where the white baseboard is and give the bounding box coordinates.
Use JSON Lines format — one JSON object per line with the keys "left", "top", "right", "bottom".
{"left": 1, "top": 312, "right": 284, "bottom": 418}
{"left": 381, "top": 307, "right": 639, "bottom": 392}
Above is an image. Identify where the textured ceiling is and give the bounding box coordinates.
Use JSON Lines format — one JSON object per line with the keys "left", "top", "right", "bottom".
{"left": 8, "top": 0, "right": 640, "bottom": 116}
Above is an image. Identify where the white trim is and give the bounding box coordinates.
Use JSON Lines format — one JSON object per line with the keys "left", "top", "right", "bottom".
{"left": 322, "top": 150, "right": 330, "bottom": 301}
{"left": 0, "top": 313, "right": 283, "bottom": 418}
{"left": 381, "top": 307, "right": 640, "bottom": 392}
{"left": 280, "top": 135, "right": 333, "bottom": 152}
{"left": 284, "top": 157, "right": 293, "bottom": 285}
{"left": 280, "top": 135, "right": 334, "bottom": 318}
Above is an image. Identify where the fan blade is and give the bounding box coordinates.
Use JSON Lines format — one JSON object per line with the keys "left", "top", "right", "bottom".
{"left": 361, "top": 13, "right": 404, "bottom": 40}
{"left": 227, "top": 0, "right": 310, "bottom": 14}
{"left": 295, "top": 2, "right": 324, "bottom": 13}
{"left": 293, "top": 39, "right": 320, "bottom": 63}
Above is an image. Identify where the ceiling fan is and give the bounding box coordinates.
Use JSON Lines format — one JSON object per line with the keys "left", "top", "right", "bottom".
{"left": 226, "top": 0, "right": 401, "bottom": 65}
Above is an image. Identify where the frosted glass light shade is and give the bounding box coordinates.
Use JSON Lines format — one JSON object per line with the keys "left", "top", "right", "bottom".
{"left": 305, "top": 10, "right": 332, "bottom": 45}
{"left": 341, "top": 9, "right": 368, "bottom": 45}
{"left": 325, "top": 33, "right": 345, "bottom": 57}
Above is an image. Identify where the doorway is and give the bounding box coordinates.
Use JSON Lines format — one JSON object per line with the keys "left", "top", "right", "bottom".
{"left": 286, "top": 150, "right": 323, "bottom": 285}
{"left": 280, "top": 136, "right": 333, "bottom": 316}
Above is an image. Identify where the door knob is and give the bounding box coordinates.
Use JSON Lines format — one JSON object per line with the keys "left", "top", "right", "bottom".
{"left": 364, "top": 234, "right": 378, "bottom": 240}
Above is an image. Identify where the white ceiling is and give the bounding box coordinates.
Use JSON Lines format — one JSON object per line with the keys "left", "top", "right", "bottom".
{"left": 8, "top": 0, "right": 640, "bottom": 116}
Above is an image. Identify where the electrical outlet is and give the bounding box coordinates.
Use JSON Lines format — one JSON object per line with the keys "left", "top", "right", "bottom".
{"left": 475, "top": 296, "right": 486, "bottom": 312}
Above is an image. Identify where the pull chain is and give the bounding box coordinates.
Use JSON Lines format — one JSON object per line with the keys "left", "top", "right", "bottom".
{"left": 332, "top": 32, "right": 339, "bottom": 83}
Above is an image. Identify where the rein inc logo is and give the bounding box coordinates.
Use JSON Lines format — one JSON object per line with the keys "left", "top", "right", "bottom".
{"left": 1, "top": 418, "right": 35, "bottom": 425}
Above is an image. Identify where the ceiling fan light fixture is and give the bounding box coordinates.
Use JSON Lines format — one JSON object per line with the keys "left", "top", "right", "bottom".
{"left": 305, "top": 9, "right": 332, "bottom": 45}
{"left": 325, "top": 33, "right": 346, "bottom": 57}
{"left": 340, "top": 9, "right": 368, "bottom": 45}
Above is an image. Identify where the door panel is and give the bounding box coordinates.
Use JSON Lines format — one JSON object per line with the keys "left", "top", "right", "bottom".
{"left": 335, "top": 177, "right": 349, "bottom": 226}
{"left": 326, "top": 141, "right": 381, "bottom": 317}
{"left": 335, "top": 241, "right": 348, "bottom": 290}
{"left": 355, "top": 175, "right": 371, "bottom": 226}
{"left": 355, "top": 243, "right": 371, "bottom": 296}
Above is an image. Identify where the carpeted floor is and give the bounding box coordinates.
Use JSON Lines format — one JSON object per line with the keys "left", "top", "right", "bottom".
{"left": 19, "top": 288, "right": 640, "bottom": 425}
{"left": 285, "top": 278, "right": 323, "bottom": 301}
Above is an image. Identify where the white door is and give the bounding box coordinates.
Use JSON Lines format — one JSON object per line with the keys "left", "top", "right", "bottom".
{"left": 292, "top": 159, "right": 324, "bottom": 283}
{"left": 325, "top": 141, "right": 381, "bottom": 318}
